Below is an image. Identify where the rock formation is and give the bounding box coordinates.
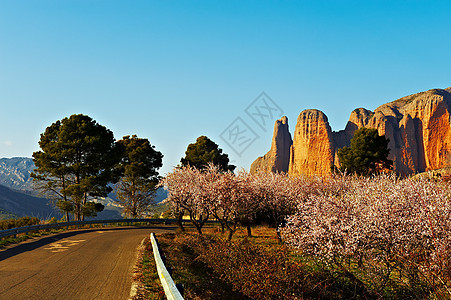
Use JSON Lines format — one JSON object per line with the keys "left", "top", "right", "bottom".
{"left": 251, "top": 87, "right": 451, "bottom": 176}
{"left": 288, "top": 110, "right": 334, "bottom": 176}
{"left": 250, "top": 116, "right": 292, "bottom": 173}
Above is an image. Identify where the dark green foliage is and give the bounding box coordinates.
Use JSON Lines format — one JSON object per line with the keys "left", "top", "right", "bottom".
{"left": 81, "top": 202, "right": 105, "bottom": 217}
{"left": 55, "top": 200, "right": 74, "bottom": 218}
{"left": 31, "top": 114, "right": 122, "bottom": 221}
{"left": 181, "top": 136, "right": 235, "bottom": 172}
{"left": 337, "top": 127, "right": 392, "bottom": 175}
{"left": 115, "top": 135, "right": 163, "bottom": 218}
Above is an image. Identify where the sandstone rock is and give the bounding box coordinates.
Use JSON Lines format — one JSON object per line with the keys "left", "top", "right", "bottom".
{"left": 251, "top": 87, "right": 451, "bottom": 177}
{"left": 365, "top": 88, "right": 451, "bottom": 174}
{"left": 288, "top": 110, "right": 334, "bottom": 177}
{"left": 345, "top": 108, "right": 374, "bottom": 135}
{"left": 250, "top": 116, "right": 292, "bottom": 173}
{"left": 325, "top": 88, "right": 450, "bottom": 175}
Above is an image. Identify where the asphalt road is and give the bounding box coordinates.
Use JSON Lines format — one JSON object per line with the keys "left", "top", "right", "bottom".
{"left": 0, "top": 226, "right": 176, "bottom": 300}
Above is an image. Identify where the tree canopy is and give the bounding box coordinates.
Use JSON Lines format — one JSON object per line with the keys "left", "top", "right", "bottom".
{"left": 115, "top": 135, "right": 163, "bottom": 218}
{"left": 31, "top": 114, "right": 121, "bottom": 220}
{"left": 181, "top": 135, "right": 236, "bottom": 172}
{"left": 337, "top": 127, "right": 392, "bottom": 175}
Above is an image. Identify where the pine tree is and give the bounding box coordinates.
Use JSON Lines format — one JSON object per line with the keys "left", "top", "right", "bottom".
{"left": 337, "top": 127, "right": 392, "bottom": 175}
{"left": 32, "top": 114, "right": 121, "bottom": 220}
{"left": 181, "top": 135, "right": 235, "bottom": 172}
{"left": 115, "top": 135, "right": 163, "bottom": 218}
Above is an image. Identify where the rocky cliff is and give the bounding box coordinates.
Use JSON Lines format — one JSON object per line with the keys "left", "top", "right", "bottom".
{"left": 251, "top": 87, "right": 451, "bottom": 176}
{"left": 288, "top": 110, "right": 334, "bottom": 176}
{"left": 250, "top": 116, "right": 292, "bottom": 173}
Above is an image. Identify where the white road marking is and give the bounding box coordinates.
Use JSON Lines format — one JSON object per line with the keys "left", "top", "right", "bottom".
{"left": 44, "top": 239, "right": 86, "bottom": 253}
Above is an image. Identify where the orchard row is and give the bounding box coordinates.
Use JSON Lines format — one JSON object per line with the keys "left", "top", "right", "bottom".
{"left": 161, "top": 166, "right": 451, "bottom": 297}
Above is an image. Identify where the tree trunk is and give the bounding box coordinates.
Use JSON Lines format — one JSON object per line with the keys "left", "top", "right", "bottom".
{"left": 195, "top": 223, "right": 202, "bottom": 235}
{"left": 247, "top": 224, "right": 252, "bottom": 237}
{"left": 82, "top": 193, "right": 87, "bottom": 221}
{"left": 276, "top": 229, "right": 282, "bottom": 242}
{"left": 177, "top": 212, "right": 185, "bottom": 232}
{"left": 227, "top": 229, "right": 234, "bottom": 241}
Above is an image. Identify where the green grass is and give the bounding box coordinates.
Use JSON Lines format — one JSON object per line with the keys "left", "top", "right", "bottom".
{"left": 138, "top": 239, "right": 165, "bottom": 299}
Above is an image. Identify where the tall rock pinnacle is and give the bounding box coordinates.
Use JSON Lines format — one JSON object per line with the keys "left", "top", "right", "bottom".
{"left": 250, "top": 116, "right": 292, "bottom": 173}
{"left": 288, "top": 110, "right": 334, "bottom": 177}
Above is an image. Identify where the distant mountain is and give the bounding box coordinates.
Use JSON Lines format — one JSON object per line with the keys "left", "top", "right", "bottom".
{"left": 0, "top": 157, "right": 168, "bottom": 220}
{"left": 0, "top": 157, "right": 121, "bottom": 219}
{"left": 153, "top": 187, "right": 168, "bottom": 204}
{"left": 0, "top": 184, "right": 61, "bottom": 219}
{"left": 0, "top": 157, "right": 35, "bottom": 192}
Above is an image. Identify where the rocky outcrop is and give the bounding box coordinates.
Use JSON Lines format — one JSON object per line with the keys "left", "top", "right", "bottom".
{"left": 343, "top": 88, "right": 451, "bottom": 175}
{"left": 251, "top": 87, "right": 451, "bottom": 176}
{"left": 288, "top": 110, "right": 334, "bottom": 177}
{"left": 0, "top": 157, "right": 35, "bottom": 191}
{"left": 250, "top": 116, "right": 292, "bottom": 173}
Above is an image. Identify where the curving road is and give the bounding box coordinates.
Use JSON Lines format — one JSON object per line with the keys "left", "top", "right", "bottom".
{"left": 0, "top": 226, "right": 176, "bottom": 300}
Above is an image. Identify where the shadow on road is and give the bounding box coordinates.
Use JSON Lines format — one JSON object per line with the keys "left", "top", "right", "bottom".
{"left": 0, "top": 225, "right": 177, "bottom": 261}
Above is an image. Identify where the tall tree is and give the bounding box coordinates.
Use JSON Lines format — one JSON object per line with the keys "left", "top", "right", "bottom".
{"left": 337, "top": 127, "right": 392, "bottom": 175}
{"left": 181, "top": 135, "right": 235, "bottom": 172}
{"left": 31, "top": 114, "right": 121, "bottom": 221}
{"left": 115, "top": 135, "right": 163, "bottom": 218}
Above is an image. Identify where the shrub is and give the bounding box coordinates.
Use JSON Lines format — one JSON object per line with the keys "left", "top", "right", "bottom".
{"left": 0, "top": 216, "right": 40, "bottom": 230}
{"left": 48, "top": 217, "right": 58, "bottom": 224}
{"left": 188, "top": 235, "right": 362, "bottom": 299}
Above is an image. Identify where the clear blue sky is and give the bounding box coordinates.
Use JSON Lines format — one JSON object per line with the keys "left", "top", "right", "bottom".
{"left": 1, "top": 0, "right": 450, "bottom": 175}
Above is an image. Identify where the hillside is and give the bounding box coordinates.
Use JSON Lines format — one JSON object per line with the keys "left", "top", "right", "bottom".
{"left": 0, "top": 184, "right": 61, "bottom": 219}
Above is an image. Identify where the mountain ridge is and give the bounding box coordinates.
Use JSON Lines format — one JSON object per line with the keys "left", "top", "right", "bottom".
{"left": 0, "top": 157, "right": 35, "bottom": 192}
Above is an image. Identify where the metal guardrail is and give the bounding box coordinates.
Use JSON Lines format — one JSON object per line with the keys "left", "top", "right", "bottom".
{"left": 150, "top": 232, "right": 184, "bottom": 300}
{"left": 0, "top": 218, "right": 183, "bottom": 239}
{"left": 0, "top": 218, "right": 218, "bottom": 240}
